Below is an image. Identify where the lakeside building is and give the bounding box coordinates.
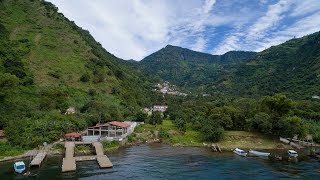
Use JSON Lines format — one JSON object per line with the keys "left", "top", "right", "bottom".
{"left": 87, "top": 121, "right": 130, "bottom": 137}
{"left": 83, "top": 121, "right": 138, "bottom": 142}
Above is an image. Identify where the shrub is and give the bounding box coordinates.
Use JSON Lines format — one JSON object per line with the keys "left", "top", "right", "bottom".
{"left": 80, "top": 73, "right": 90, "bottom": 82}
{"left": 159, "top": 128, "right": 170, "bottom": 139}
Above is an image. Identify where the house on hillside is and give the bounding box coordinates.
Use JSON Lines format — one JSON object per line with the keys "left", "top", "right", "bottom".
{"left": 0, "top": 130, "right": 5, "bottom": 139}
{"left": 153, "top": 105, "right": 168, "bottom": 112}
{"left": 65, "top": 107, "right": 76, "bottom": 114}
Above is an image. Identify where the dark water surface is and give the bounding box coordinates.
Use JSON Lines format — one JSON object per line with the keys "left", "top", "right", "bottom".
{"left": 1, "top": 144, "right": 320, "bottom": 179}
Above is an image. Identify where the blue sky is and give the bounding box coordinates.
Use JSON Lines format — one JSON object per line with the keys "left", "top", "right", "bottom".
{"left": 48, "top": 0, "right": 320, "bottom": 60}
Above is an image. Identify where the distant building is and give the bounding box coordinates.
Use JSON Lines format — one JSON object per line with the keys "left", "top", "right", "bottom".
{"left": 143, "top": 108, "right": 152, "bottom": 116}
{"left": 312, "top": 95, "right": 320, "bottom": 99}
{"left": 0, "top": 130, "right": 5, "bottom": 139}
{"left": 160, "top": 88, "right": 168, "bottom": 94}
{"left": 65, "top": 107, "right": 76, "bottom": 114}
{"left": 153, "top": 105, "right": 168, "bottom": 112}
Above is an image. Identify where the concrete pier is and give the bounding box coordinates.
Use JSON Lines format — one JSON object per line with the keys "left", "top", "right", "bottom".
{"left": 62, "top": 141, "right": 113, "bottom": 172}
{"left": 62, "top": 142, "right": 76, "bottom": 172}
{"left": 93, "top": 142, "right": 113, "bottom": 168}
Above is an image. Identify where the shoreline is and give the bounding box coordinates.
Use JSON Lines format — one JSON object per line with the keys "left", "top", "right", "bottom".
{"left": 0, "top": 140, "right": 296, "bottom": 163}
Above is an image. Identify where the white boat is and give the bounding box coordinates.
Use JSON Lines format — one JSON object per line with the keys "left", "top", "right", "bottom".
{"left": 248, "top": 150, "right": 270, "bottom": 157}
{"left": 233, "top": 148, "right": 247, "bottom": 156}
{"left": 288, "top": 150, "right": 298, "bottom": 157}
{"left": 14, "top": 161, "right": 25, "bottom": 173}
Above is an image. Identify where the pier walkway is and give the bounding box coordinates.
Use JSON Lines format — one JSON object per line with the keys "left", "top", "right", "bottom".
{"left": 29, "top": 150, "right": 47, "bottom": 167}
{"left": 62, "top": 141, "right": 112, "bottom": 172}
{"left": 93, "top": 142, "right": 113, "bottom": 168}
{"left": 62, "top": 142, "right": 76, "bottom": 172}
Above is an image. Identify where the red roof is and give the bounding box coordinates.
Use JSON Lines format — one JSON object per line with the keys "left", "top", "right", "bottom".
{"left": 65, "top": 132, "right": 81, "bottom": 137}
{"left": 108, "top": 121, "right": 130, "bottom": 128}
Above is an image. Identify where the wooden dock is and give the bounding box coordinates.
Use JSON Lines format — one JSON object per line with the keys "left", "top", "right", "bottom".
{"left": 62, "top": 141, "right": 112, "bottom": 172}
{"left": 62, "top": 142, "right": 76, "bottom": 172}
{"left": 29, "top": 150, "right": 47, "bottom": 167}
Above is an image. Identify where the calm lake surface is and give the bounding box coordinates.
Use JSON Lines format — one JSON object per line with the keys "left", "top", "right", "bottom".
{"left": 1, "top": 144, "right": 320, "bottom": 179}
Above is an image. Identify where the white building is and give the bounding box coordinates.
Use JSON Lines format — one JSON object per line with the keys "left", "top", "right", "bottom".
{"left": 153, "top": 105, "right": 168, "bottom": 112}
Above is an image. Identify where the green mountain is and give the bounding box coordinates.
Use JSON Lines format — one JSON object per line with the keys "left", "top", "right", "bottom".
{"left": 138, "top": 32, "right": 320, "bottom": 100}
{"left": 0, "top": 0, "right": 154, "bottom": 147}
{"left": 229, "top": 31, "right": 320, "bottom": 99}
{"left": 138, "top": 45, "right": 256, "bottom": 90}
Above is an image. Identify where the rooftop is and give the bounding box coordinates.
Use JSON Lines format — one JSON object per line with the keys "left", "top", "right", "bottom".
{"left": 65, "top": 132, "right": 81, "bottom": 137}
{"left": 89, "top": 121, "right": 131, "bottom": 128}
{"left": 108, "top": 121, "right": 130, "bottom": 128}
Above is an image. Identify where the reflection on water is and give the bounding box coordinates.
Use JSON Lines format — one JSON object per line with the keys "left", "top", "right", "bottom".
{"left": 1, "top": 144, "right": 320, "bottom": 179}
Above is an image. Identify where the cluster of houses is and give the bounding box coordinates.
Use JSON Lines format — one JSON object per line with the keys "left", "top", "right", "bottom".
{"left": 155, "top": 81, "right": 187, "bottom": 96}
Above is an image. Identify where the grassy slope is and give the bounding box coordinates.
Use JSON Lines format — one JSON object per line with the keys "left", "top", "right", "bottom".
{"left": 1, "top": 0, "right": 153, "bottom": 107}
{"left": 132, "top": 120, "right": 283, "bottom": 149}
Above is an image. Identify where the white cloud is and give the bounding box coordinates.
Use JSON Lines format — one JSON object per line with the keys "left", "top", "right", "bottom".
{"left": 290, "top": 0, "right": 320, "bottom": 17}
{"left": 48, "top": 0, "right": 320, "bottom": 59}
{"left": 212, "top": 0, "right": 320, "bottom": 55}
{"left": 246, "top": 0, "right": 293, "bottom": 41}
{"left": 212, "top": 33, "right": 242, "bottom": 54}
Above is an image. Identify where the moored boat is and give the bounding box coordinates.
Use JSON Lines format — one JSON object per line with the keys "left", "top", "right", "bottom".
{"left": 233, "top": 148, "right": 247, "bottom": 156}
{"left": 13, "top": 161, "right": 25, "bottom": 174}
{"left": 248, "top": 150, "right": 270, "bottom": 157}
{"left": 288, "top": 150, "right": 298, "bottom": 157}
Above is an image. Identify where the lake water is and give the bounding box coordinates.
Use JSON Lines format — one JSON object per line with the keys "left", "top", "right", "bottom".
{"left": 1, "top": 144, "right": 320, "bottom": 179}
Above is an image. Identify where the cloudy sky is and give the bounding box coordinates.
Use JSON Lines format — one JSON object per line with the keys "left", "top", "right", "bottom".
{"left": 48, "top": 0, "right": 320, "bottom": 60}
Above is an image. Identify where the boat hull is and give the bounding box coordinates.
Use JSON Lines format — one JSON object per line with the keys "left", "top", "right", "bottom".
{"left": 248, "top": 150, "right": 270, "bottom": 157}
{"left": 233, "top": 149, "right": 247, "bottom": 157}
{"left": 13, "top": 162, "right": 25, "bottom": 174}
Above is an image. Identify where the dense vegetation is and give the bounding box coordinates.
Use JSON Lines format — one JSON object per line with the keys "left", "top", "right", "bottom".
{"left": 0, "top": 0, "right": 156, "bottom": 149}
{"left": 231, "top": 32, "right": 320, "bottom": 99}
{"left": 161, "top": 94, "right": 320, "bottom": 142}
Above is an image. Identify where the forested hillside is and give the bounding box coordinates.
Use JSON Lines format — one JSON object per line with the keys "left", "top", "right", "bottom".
{"left": 0, "top": 0, "right": 155, "bottom": 148}
{"left": 230, "top": 31, "right": 320, "bottom": 99}
{"left": 137, "top": 45, "right": 256, "bottom": 90}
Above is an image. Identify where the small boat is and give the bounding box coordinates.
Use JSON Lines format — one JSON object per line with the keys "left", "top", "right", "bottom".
{"left": 23, "top": 171, "right": 37, "bottom": 177}
{"left": 248, "top": 150, "right": 270, "bottom": 157}
{"left": 14, "top": 161, "right": 26, "bottom": 173}
{"left": 288, "top": 150, "right": 298, "bottom": 157}
{"left": 233, "top": 148, "right": 247, "bottom": 156}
